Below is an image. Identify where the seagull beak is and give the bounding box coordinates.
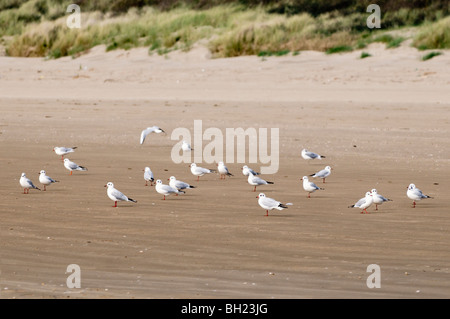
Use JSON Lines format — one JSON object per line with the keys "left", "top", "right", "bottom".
{"left": 256, "top": 196, "right": 259, "bottom": 198}
{"left": 104, "top": 185, "right": 107, "bottom": 187}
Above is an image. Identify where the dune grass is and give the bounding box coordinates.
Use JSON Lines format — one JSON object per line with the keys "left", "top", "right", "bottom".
{"left": 421, "top": 51, "right": 443, "bottom": 61}
{"left": 1, "top": 1, "right": 449, "bottom": 59}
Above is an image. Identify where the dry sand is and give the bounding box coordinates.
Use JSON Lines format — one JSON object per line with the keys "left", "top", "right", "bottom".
{"left": 1, "top": 42, "right": 449, "bottom": 299}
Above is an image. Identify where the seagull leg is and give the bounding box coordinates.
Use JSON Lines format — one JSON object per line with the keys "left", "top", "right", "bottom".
{"left": 323, "top": 178, "right": 326, "bottom": 183}
{"left": 23, "top": 188, "right": 26, "bottom": 194}
{"left": 44, "top": 186, "right": 46, "bottom": 191}
{"left": 61, "top": 155, "right": 64, "bottom": 161}
{"left": 266, "top": 210, "right": 269, "bottom": 217}
{"left": 69, "top": 171, "right": 72, "bottom": 176}
{"left": 308, "top": 193, "right": 311, "bottom": 198}
{"left": 413, "top": 201, "right": 416, "bottom": 208}
{"left": 375, "top": 204, "right": 378, "bottom": 211}
{"left": 197, "top": 176, "right": 200, "bottom": 182}
{"left": 364, "top": 208, "right": 369, "bottom": 214}
{"left": 253, "top": 186, "right": 256, "bottom": 192}
{"left": 145, "top": 181, "right": 148, "bottom": 186}
{"left": 113, "top": 201, "right": 117, "bottom": 207}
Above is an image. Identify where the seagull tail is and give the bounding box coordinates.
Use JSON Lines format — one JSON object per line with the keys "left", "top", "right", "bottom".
{"left": 279, "top": 203, "right": 288, "bottom": 209}
{"left": 266, "top": 181, "right": 274, "bottom": 184}
{"left": 348, "top": 205, "right": 355, "bottom": 208}
{"left": 78, "top": 166, "right": 88, "bottom": 171}
{"left": 128, "top": 198, "right": 137, "bottom": 203}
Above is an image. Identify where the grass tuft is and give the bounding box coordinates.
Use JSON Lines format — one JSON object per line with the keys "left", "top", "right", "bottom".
{"left": 421, "top": 51, "right": 442, "bottom": 61}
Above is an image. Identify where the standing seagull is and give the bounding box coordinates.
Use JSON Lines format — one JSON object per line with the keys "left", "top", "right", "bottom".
{"left": 217, "top": 161, "right": 233, "bottom": 179}
{"left": 39, "top": 170, "right": 59, "bottom": 191}
{"left": 349, "top": 191, "right": 373, "bottom": 214}
{"left": 143, "top": 166, "right": 155, "bottom": 186}
{"left": 248, "top": 172, "right": 274, "bottom": 192}
{"left": 407, "top": 184, "right": 432, "bottom": 208}
{"left": 140, "top": 126, "right": 165, "bottom": 145}
{"left": 310, "top": 166, "right": 332, "bottom": 183}
{"left": 242, "top": 165, "right": 260, "bottom": 176}
{"left": 257, "top": 193, "right": 288, "bottom": 216}
{"left": 64, "top": 158, "right": 87, "bottom": 175}
{"left": 169, "top": 176, "right": 196, "bottom": 191}
{"left": 301, "top": 149, "right": 325, "bottom": 161}
{"left": 302, "top": 176, "right": 323, "bottom": 198}
{"left": 189, "top": 163, "right": 216, "bottom": 181}
{"left": 104, "top": 182, "right": 137, "bottom": 207}
{"left": 20, "top": 173, "right": 40, "bottom": 194}
{"left": 182, "top": 141, "right": 193, "bottom": 151}
{"left": 53, "top": 146, "right": 77, "bottom": 161}
{"left": 371, "top": 189, "right": 392, "bottom": 211}
{"left": 155, "top": 179, "right": 184, "bottom": 200}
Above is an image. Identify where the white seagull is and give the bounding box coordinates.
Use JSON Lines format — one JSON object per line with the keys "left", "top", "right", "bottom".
{"left": 302, "top": 176, "right": 323, "bottom": 198}
{"left": 407, "top": 184, "right": 432, "bottom": 208}
{"left": 301, "top": 148, "right": 325, "bottom": 161}
{"left": 371, "top": 189, "right": 392, "bottom": 211}
{"left": 241, "top": 165, "right": 260, "bottom": 176}
{"left": 182, "top": 141, "right": 193, "bottom": 151}
{"left": 257, "top": 193, "right": 288, "bottom": 216}
{"left": 20, "top": 172, "right": 40, "bottom": 194}
{"left": 310, "top": 166, "right": 332, "bottom": 183}
{"left": 217, "top": 161, "right": 233, "bottom": 179}
{"left": 140, "top": 126, "right": 165, "bottom": 145}
{"left": 53, "top": 146, "right": 77, "bottom": 161}
{"left": 169, "top": 176, "right": 196, "bottom": 191}
{"left": 248, "top": 172, "right": 274, "bottom": 192}
{"left": 104, "top": 182, "right": 137, "bottom": 207}
{"left": 349, "top": 191, "right": 373, "bottom": 214}
{"left": 189, "top": 163, "right": 216, "bottom": 181}
{"left": 64, "top": 158, "right": 87, "bottom": 175}
{"left": 143, "top": 166, "right": 155, "bottom": 186}
{"left": 155, "top": 179, "right": 184, "bottom": 200}
{"left": 39, "top": 170, "right": 59, "bottom": 191}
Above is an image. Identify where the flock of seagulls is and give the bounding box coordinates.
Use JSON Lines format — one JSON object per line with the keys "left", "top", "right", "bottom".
{"left": 19, "top": 130, "right": 434, "bottom": 215}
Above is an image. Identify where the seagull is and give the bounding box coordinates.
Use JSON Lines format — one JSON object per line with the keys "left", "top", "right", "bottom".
{"left": 168, "top": 176, "right": 196, "bottom": 191}
{"left": 349, "top": 191, "right": 373, "bottom": 214}
{"left": 140, "top": 126, "right": 165, "bottom": 144}
{"left": 248, "top": 172, "right": 273, "bottom": 192}
{"left": 217, "top": 161, "right": 233, "bottom": 179}
{"left": 63, "top": 158, "right": 87, "bottom": 175}
{"left": 371, "top": 189, "right": 392, "bottom": 210}
{"left": 155, "top": 179, "right": 184, "bottom": 200}
{"left": 39, "top": 170, "right": 59, "bottom": 191}
{"left": 182, "top": 141, "right": 193, "bottom": 151}
{"left": 301, "top": 148, "right": 325, "bottom": 161}
{"left": 20, "top": 173, "right": 40, "bottom": 194}
{"left": 407, "top": 184, "right": 432, "bottom": 208}
{"left": 256, "top": 193, "right": 288, "bottom": 216}
{"left": 310, "top": 166, "right": 332, "bottom": 183}
{"left": 241, "top": 165, "right": 260, "bottom": 176}
{"left": 104, "top": 182, "right": 137, "bottom": 207}
{"left": 302, "top": 176, "right": 323, "bottom": 198}
{"left": 189, "top": 163, "right": 216, "bottom": 181}
{"left": 53, "top": 146, "right": 77, "bottom": 161}
{"left": 143, "top": 166, "right": 155, "bottom": 186}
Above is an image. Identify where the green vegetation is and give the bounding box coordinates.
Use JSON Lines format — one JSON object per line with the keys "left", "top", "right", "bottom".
{"left": 360, "top": 51, "right": 371, "bottom": 58}
{"left": 0, "top": 0, "right": 449, "bottom": 58}
{"left": 421, "top": 51, "right": 443, "bottom": 61}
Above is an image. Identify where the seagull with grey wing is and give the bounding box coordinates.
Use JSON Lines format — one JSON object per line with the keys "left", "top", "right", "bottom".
{"left": 301, "top": 148, "right": 325, "bottom": 161}
{"left": 20, "top": 172, "right": 40, "bottom": 194}
{"left": 256, "top": 193, "right": 288, "bottom": 216}
{"left": 310, "top": 166, "right": 332, "bottom": 183}
{"left": 140, "top": 126, "right": 165, "bottom": 145}
{"left": 105, "top": 182, "right": 137, "bottom": 207}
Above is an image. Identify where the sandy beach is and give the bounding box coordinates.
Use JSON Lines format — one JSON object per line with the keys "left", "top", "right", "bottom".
{"left": 1, "top": 42, "right": 449, "bottom": 298}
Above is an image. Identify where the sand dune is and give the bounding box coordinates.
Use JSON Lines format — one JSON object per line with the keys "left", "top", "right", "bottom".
{"left": 0, "top": 43, "right": 449, "bottom": 298}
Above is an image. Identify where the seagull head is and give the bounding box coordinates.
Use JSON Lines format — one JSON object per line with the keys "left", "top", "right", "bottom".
{"left": 169, "top": 176, "right": 176, "bottom": 181}
{"left": 325, "top": 166, "right": 332, "bottom": 170}
{"left": 105, "top": 182, "right": 114, "bottom": 188}
{"left": 190, "top": 163, "right": 197, "bottom": 168}
{"left": 39, "top": 170, "right": 46, "bottom": 175}
{"left": 242, "top": 165, "right": 248, "bottom": 170}
{"left": 408, "top": 184, "right": 416, "bottom": 190}
{"left": 371, "top": 189, "right": 377, "bottom": 194}
{"left": 302, "top": 176, "right": 309, "bottom": 181}
{"left": 257, "top": 193, "right": 265, "bottom": 199}
{"left": 21, "top": 172, "right": 26, "bottom": 177}
{"left": 156, "top": 179, "right": 163, "bottom": 184}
